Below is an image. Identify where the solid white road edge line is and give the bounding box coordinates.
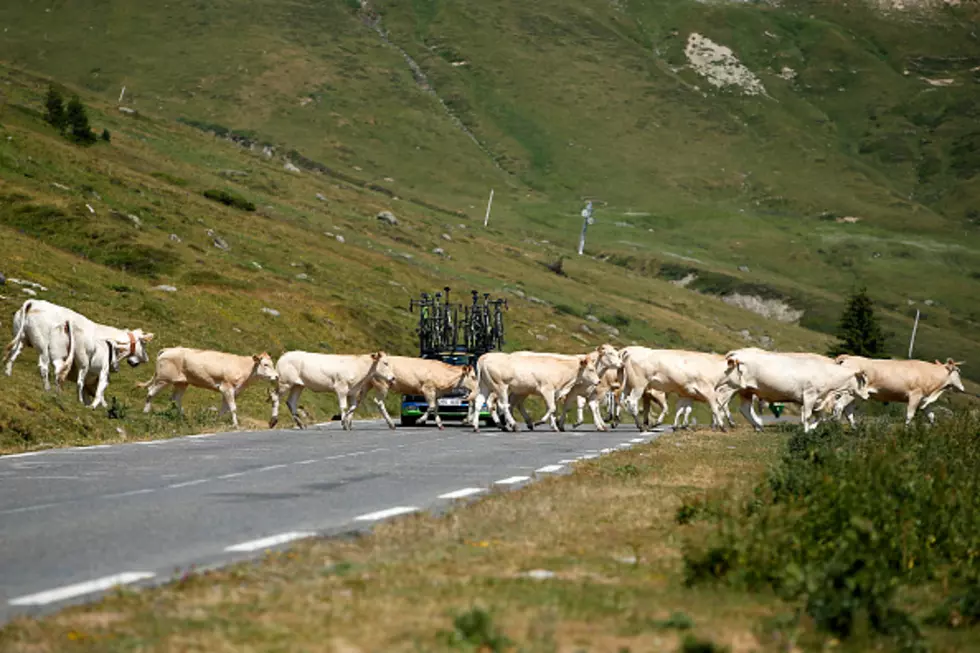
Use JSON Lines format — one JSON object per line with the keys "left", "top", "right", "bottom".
{"left": 630, "top": 438, "right": 647, "bottom": 443}
{"left": 1, "top": 451, "right": 43, "bottom": 459}
{"left": 224, "top": 532, "right": 316, "bottom": 553}
{"left": 494, "top": 476, "right": 530, "bottom": 485}
{"left": 438, "top": 488, "right": 484, "bottom": 500}
{"left": 354, "top": 506, "right": 419, "bottom": 522}
{"left": 535, "top": 465, "right": 564, "bottom": 473}
{"left": 167, "top": 479, "right": 208, "bottom": 489}
{"left": 9, "top": 572, "right": 156, "bottom": 606}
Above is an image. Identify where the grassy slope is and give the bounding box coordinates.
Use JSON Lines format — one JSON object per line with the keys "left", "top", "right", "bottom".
{"left": 0, "top": 0, "right": 978, "bottom": 450}
{"left": 0, "top": 65, "right": 828, "bottom": 451}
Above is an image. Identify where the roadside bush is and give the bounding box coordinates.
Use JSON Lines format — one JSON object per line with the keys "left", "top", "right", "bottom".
{"left": 684, "top": 416, "right": 980, "bottom": 647}
{"left": 440, "top": 607, "right": 511, "bottom": 652}
{"left": 203, "top": 189, "right": 256, "bottom": 212}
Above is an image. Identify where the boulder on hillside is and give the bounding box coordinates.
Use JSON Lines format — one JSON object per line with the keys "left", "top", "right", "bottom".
{"left": 377, "top": 210, "right": 398, "bottom": 226}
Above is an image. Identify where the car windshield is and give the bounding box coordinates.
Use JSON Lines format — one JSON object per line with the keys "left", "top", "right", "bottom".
{"left": 442, "top": 355, "right": 469, "bottom": 366}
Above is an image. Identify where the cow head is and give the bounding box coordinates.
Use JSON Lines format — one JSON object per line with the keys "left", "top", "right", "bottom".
{"left": 939, "top": 358, "right": 966, "bottom": 392}
{"left": 577, "top": 355, "right": 601, "bottom": 389}
{"left": 456, "top": 364, "right": 478, "bottom": 394}
{"left": 252, "top": 352, "right": 279, "bottom": 383}
{"left": 117, "top": 329, "right": 154, "bottom": 367}
{"left": 595, "top": 344, "right": 623, "bottom": 374}
{"left": 852, "top": 371, "right": 871, "bottom": 400}
{"left": 371, "top": 351, "right": 396, "bottom": 384}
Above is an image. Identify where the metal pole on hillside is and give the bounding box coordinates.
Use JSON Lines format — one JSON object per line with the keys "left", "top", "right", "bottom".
{"left": 908, "top": 308, "right": 921, "bottom": 359}
{"left": 577, "top": 200, "right": 594, "bottom": 256}
{"left": 483, "top": 189, "right": 494, "bottom": 227}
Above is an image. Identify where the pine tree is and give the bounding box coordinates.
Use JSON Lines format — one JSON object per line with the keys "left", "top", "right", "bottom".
{"left": 828, "top": 287, "right": 887, "bottom": 358}
{"left": 44, "top": 86, "right": 67, "bottom": 131}
{"left": 65, "top": 95, "right": 95, "bottom": 144}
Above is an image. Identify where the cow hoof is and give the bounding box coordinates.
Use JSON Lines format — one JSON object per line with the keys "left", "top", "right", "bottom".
{"left": 438, "top": 424, "right": 445, "bottom": 431}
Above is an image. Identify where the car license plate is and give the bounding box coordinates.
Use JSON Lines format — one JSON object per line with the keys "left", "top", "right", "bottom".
{"left": 438, "top": 397, "right": 463, "bottom": 407}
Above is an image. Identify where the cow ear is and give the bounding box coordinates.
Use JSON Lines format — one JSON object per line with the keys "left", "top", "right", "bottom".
{"left": 580, "top": 357, "right": 588, "bottom": 367}
{"left": 253, "top": 354, "right": 261, "bottom": 362}
{"left": 462, "top": 365, "right": 472, "bottom": 374}
{"left": 371, "top": 352, "right": 381, "bottom": 361}
{"left": 142, "top": 333, "right": 155, "bottom": 342}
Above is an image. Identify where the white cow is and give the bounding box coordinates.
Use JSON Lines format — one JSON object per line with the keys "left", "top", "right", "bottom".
{"left": 358, "top": 356, "right": 477, "bottom": 430}
{"left": 47, "top": 320, "right": 133, "bottom": 407}
{"left": 620, "top": 348, "right": 733, "bottom": 432}
{"left": 470, "top": 351, "right": 603, "bottom": 432}
{"left": 834, "top": 356, "right": 965, "bottom": 425}
{"left": 478, "top": 346, "right": 622, "bottom": 431}
{"left": 270, "top": 351, "right": 395, "bottom": 430}
{"left": 140, "top": 348, "right": 279, "bottom": 428}
{"left": 717, "top": 348, "right": 870, "bottom": 432}
{"left": 3, "top": 300, "right": 154, "bottom": 407}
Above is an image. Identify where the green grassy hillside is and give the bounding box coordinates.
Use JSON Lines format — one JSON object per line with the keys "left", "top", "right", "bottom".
{"left": 0, "top": 0, "right": 977, "bottom": 450}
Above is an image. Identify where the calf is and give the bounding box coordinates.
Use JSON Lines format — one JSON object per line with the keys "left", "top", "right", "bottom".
{"left": 271, "top": 351, "right": 394, "bottom": 430}
{"left": 3, "top": 300, "right": 153, "bottom": 408}
{"left": 835, "top": 356, "right": 965, "bottom": 425}
{"left": 718, "top": 348, "right": 869, "bottom": 432}
{"left": 140, "top": 348, "right": 278, "bottom": 428}
{"left": 359, "top": 356, "right": 477, "bottom": 430}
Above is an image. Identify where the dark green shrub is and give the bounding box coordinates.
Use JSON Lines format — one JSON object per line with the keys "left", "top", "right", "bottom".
{"left": 203, "top": 189, "right": 256, "bottom": 212}
{"left": 66, "top": 95, "right": 96, "bottom": 144}
{"left": 44, "top": 85, "right": 67, "bottom": 131}
{"left": 440, "top": 607, "right": 511, "bottom": 652}
{"left": 101, "top": 128, "right": 111, "bottom": 142}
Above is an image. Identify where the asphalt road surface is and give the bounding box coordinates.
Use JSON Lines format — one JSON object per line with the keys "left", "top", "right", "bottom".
{"left": 0, "top": 418, "right": 668, "bottom": 624}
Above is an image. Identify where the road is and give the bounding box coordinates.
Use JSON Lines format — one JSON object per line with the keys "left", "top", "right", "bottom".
{"left": 0, "top": 419, "right": 666, "bottom": 624}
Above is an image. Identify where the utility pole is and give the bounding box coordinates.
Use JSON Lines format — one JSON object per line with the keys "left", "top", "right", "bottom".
{"left": 577, "top": 200, "right": 594, "bottom": 256}
{"left": 908, "top": 308, "right": 921, "bottom": 358}
{"left": 483, "top": 189, "right": 494, "bottom": 227}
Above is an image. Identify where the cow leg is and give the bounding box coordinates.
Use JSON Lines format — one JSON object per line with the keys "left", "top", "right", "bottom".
{"left": 90, "top": 363, "right": 112, "bottom": 409}
{"left": 269, "top": 383, "right": 286, "bottom": 428}
{"left": 171, "top": 383, "right": 188, "bottom": 415}
{"left": 672, "top": 399, "right": 687, "bottom": 428}
{"left": 497, "top": 388, "right": 520, "bottom": 432}
{"left": 37, "top": 348, "right": 52, "bottom": 392}
{"left": 588, "top": 396, "right": 607, "bottom": 431}
{"left": 219, "top": 384, "right": 239, "bottom": 428}
{"left": 471, "top": 390, "right": 489, "bottom": 433}
{"left": 623, "top": 386, "right": 647, "bottom": 432}
{"left": 371, "top": 387, "right": 396, "bottom": 430}
{"left": 2, "top": 336, "right": 26, "bottom": 377}
{"left": 572, "top": 395, "right": 586, "bottom": 428}
{"left": 143, "top": 379, "right": 170, "bottom": 413}
{"left": 421, "top": 389, "right": 443, "bottom": 430}
{"left": 739, "top": 396, "right": 763, "bottom": 431}
{"left": 286, "top": 386, "right": 305, "bottom": 429}
{"left": 905, "top": 392, "right": 924, "bottom": 426}
{"left": 538, "top": 389, "right": 560, "bottom": 432}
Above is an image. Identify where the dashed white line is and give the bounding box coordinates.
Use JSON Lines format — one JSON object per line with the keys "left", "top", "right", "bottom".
{"left": 354, "top": 506, "right": 419, "bottom": 522}
{"left": 494, "top": 476, "right": 530, "bottom": 485}
{"left": 535, "top": 465, "right": 564, "bottom": 474}
{"left": 578, "top": 454, "right": 599, "bottom": 460}
{"left": 224, "top": 531, "right": 316, "bottom": 553}
{"left": 600, "top": 448, "right": 614, "bottom": 453}
{"left": 630, "top": 438, "right": 647, "bottom": 443}
{"left": 186, "top": 434, "right": 214, "bottom": 440}
{"left": 9, "top": 572, "right": 155, "bottom": 606}
{"left": 257, "top": 464, "right": 287, "bottom": 473}
{"left": 438, "top": 488, "right": 484, "bottom": 500}
{"left": 106, "top": 488, "right": 155, "bottom": 498}
{"left": 167, "top": 479, "right": 208, "bottom": 489}
{"left": 558, "top": 459, "right": 578, "bottom": 464}
{"left": 217, "top": 472, "right": 246, "bottom": 480}
{"left": 295, "top": 459, "right": 318, "bottom": 465}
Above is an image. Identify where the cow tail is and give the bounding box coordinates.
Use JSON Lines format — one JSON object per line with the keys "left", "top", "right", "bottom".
{"left": 2, "top": 300, "right": 31, "bottom": 362}
{"left": 56, "top": 320, "right": 75, "bottom": 385}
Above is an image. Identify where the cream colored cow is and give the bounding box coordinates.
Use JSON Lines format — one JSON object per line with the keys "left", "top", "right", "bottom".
{"left": 834, "top": 355, "right": 965, "bottom": 425}
{"left": 140, "top": 348, "right": 278, "bottom": 428}
{"left": 358, "top": 356, "right": 477, "bottom": 430}
{"left": 271, "top": 351, "right": 395, "bottom": 430}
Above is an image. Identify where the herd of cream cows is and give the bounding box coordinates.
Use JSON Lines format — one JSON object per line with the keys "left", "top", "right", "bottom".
{"left": 2, "top": 299, "right": 967, "bottom": 434}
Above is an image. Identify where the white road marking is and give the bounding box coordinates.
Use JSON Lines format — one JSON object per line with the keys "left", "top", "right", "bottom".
{"left": 578, "top": 454, "right": 599, "bottom": 460}
{"left": 167, "top": 479, "right": 208, "bottom": 489}
{"left": 630, "top": 438, "right": 646, "bottom": 443}
{"left": 217, "top": 472, "right": 247, "bottom": 479}
{"left": 558, "top": 459, "right": 578, "bottom": 464}
{"left": 2, "top": 452, "right": 43, "bottom": 459}
{"left": 535, "top": 465, "right": 564, "bottom": 473}
{"left": 354, "top": 506, "right": 419, "bottom": 522}
{"left": 295, "top": 459, "right": 318, "bottom": 465}
{"left": 438, "top": 488, "right": 484, "bottom": 499}
{"left": 9, "top": 572, "right": 155, "bottom": 606}
{"left": 0, "top": 503, "right": 56, "bottom": 516}
{"left": 494, "top": 476, "right": 530, "bottom": 485}
{"left": 224, "top": 531, "right": 316, "bottom": 552}
{"left": 186, "top": 434, "right": 215, "bottom": 440}
{"left": 600, "top": 448, "right": 614, "bottom": 453}
{"left": 106, "top": 488, "right": 155, "bottom": 498}
{"left": 257, "top": 464, "right": 287, "bottom": 473}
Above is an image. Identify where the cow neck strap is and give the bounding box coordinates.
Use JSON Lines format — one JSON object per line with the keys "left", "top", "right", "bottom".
{"left": 127, "top": 332, "right": 136, "bottom": 357}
